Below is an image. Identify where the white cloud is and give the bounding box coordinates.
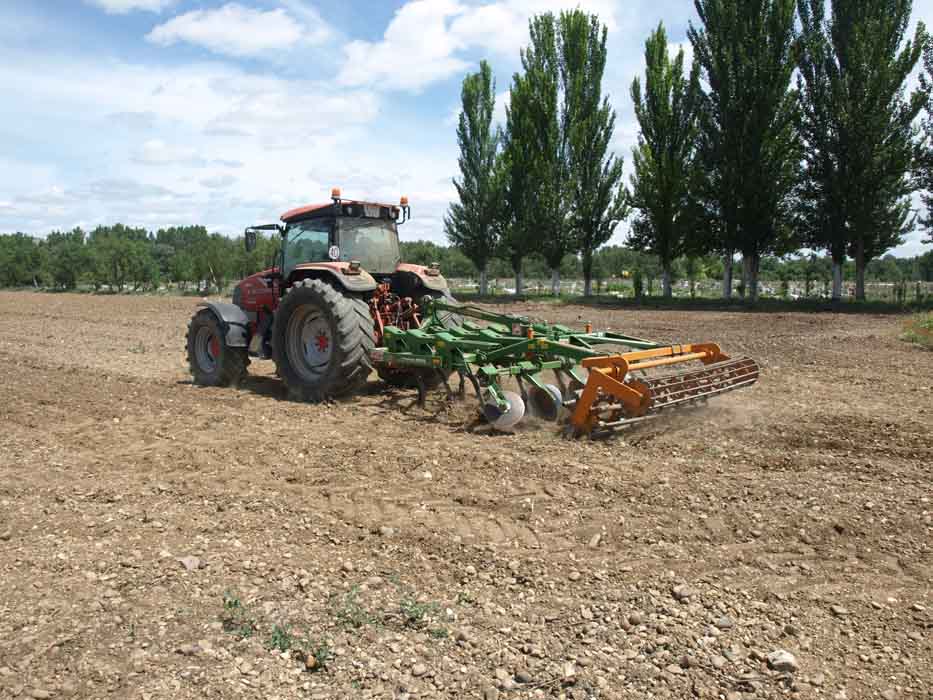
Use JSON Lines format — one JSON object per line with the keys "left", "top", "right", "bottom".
{"left": 338, "top": 0, "right": 622, "bottom": 92}
{"left": 338, "top": 0, "right": 469, "bottom": 92}
{"left": 493, "top": 89, "right": 510, "bottom": 128}
{"left": 200, "top": 174, "right": 237, "bottom": 189}
{"left": 133, "top": 139, "right": 206, "bottom": 166}
{"left": 85, "top": 0, "right": 175, "bottom": 13}
{"left": 146, "top": 3, "right": 330, "bottom": 58}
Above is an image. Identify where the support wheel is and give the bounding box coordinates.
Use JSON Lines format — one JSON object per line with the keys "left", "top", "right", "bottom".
{"left": 272, "top": 278, "right": 374, "bottom": 402}
{"left": 186, "top": 309, "right": 248, "bottom": 387}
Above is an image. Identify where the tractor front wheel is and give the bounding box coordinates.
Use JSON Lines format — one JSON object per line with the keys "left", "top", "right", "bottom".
{"left": 186, "top": 309, "right": 248, "bottom": 386}
{"left": 272, "top": 278, "right": 374, "bottom": 401}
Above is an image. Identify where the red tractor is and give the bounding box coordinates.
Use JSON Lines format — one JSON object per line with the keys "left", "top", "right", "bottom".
{"left": 186, "top": 189, "right": 457, "bottom": 400}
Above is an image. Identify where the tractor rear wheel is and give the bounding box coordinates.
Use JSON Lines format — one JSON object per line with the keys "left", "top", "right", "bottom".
{"left": 186, "top": 309, "right": 249, "bottom": 387}
{"left": 272, "top": 278, "right": 374, "bottom": 401}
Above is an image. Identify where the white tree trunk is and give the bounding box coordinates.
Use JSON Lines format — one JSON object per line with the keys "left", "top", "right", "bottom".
{"left": 515, "top": 269, "right": 524, "bottom": 297}
{"left": 661, "top": 267, "right": 672, "bottom": 298}
{"left": 722, "top": 254, "right": 733, "bottom": 299}
{"left": 479, "top": 267, "right": 488, "bottom": 296}
{"left": 832, "top": 261, "right": 842, "bottom": 301}
{"left": 584, "top": 276, "right": 593, "bottom": 297}
{"left": 745, "top": 255, "right": 759, "bottom": 302}
{"left": 550, "top": 268, "right": 561, "bottom": 296}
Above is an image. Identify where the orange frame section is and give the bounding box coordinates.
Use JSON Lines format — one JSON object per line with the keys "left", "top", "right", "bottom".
{"left": 569, "top": 343, "right": 729, "bottom": 434}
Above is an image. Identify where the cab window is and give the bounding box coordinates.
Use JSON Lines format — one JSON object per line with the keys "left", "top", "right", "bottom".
{"left": 284, "top": 219, "right": 332, "bottom": 274}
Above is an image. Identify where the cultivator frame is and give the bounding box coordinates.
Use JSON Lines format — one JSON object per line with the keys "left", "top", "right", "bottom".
{"left": 370, "top": 299, "right": 759, "bottom": 437}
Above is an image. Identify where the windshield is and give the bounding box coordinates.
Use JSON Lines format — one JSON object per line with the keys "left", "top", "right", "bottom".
{"left": 283, "top": 218, "right": 332, "bottom": 274}
{"left": 337, "top": 218, "right": 400, "bottom": 273}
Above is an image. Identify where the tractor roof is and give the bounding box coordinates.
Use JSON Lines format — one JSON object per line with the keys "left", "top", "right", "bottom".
{"left": 281, "top": 200, "right": 400, "bottom": 224}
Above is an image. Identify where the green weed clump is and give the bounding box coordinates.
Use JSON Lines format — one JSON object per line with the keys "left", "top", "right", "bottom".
{"left": 903, "top": 313, "right": 933, "bottom": 350}
{"left": 221, "top": 591, "right": 257, "bottom": 639}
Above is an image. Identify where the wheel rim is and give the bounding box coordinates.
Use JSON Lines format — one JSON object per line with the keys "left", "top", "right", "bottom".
{"left": 195, "top": 325, "right": 220, "bottom": 373}
{"left": 286, "top": 304, "right": 333, "bottom": 382}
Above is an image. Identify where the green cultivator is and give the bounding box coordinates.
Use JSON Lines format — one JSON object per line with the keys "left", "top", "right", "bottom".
{"left": 371, "top": 298, "right": 760, "bottom": 437}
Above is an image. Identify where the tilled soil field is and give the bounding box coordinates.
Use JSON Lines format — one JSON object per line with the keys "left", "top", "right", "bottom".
{"left": 0, "top": 291, "right": 930, "bottom": 700}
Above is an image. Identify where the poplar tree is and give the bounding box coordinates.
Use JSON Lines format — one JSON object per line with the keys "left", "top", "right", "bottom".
{"left": 445, "top": 60, "right": 501, "bottom": 296}
{"left": 629, "top": 23, "right": 702, "bottom": 298}
{"left": 521, "top": 14, "right": 572, "bottom": 296}
{"left": 501, "top": 66, "right": 542, "bottom": 296}
{"left": 560, "top": 9, "right": 627, "bottom": 297}
{"left": 689, "top": 0, "right": 801, "bottom": 302}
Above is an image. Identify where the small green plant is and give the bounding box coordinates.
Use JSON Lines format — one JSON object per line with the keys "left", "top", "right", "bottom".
{"left": 129, "top": 341, "right": 147, "bottom": 354}
{"left": 398, "top": 595, "right": 440, "bottom": 629}
{"left": 221, "top": 591, "right": 257, "bottom": 639}
{"left": 331, "top": 587, "right": 374, "bottom": 630}
{"left": 267, "top": 623, "right": 294, "bottom": 653}
{"left": 903, "top": 313, "right": 933, "bottom": 350}
{"left": 428, "top": 626, "right": 449, "bottom": 639}
{"left": 456, "top": 591, "right": 476, "bottom": 606}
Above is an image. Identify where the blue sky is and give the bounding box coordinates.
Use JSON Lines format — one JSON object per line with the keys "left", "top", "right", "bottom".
{"left": 0, "top": 0, "right": 930, "bottom": 256}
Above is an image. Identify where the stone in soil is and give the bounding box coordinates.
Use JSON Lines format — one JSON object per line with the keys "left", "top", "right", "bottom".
{"left": 177, "top": 555, "right": 200, "bottom": 571}
{"left": 515, "top": 669, "right": 533, "bottom": 683}
{"left": 767, "top": 649, "right": 799, "bottom": 673}
{"left": 672, "top": 584, "right": 696, "bottom": 601}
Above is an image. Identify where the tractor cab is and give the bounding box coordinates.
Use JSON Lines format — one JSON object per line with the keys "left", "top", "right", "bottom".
{"left": 245, "top": 188, "right": 409, "bottom": 278}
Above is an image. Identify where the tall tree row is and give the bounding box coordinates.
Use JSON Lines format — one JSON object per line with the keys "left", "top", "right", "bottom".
{"left": 799, "top": 0, "right": 925, "bottom": 300}
{"left": 444, "top": 0, "right": 931, "bottom": 301}
{"left": 450, "top": 9, "right": 625, "bottom": 297}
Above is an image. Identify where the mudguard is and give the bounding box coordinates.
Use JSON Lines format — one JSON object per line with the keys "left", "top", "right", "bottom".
{"left": 395, "top": 263, "right": 448, "bottom": 292}
{"left": 291, "top": 262, "right": 378, "bottom": 293}
{"left": 198, "top": 302, "right": 250, "bottom": 348}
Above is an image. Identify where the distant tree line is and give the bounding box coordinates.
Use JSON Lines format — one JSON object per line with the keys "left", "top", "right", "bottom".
{"left": 0, "top": 225, "right": 277, "bottom": 292}
{"left": 445, "top": 1, "right": 933, "bottom": 301}
{"left": 1, "top": 227, "right": 930, "bottom": 296}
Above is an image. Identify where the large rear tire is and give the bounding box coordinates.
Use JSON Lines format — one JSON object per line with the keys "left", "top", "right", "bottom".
{"left": 187, "top": 309, "right": 248, "bottom": 387}
{"left": 272, "top": 278, "right": 374, "bottom": 401}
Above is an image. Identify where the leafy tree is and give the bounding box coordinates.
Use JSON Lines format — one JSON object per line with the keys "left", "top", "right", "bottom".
{"left": 501, "top": 63, "right": 544, "bottom": 296}
{"left": 629, "top": 23, "right": 702, "bottom": 298}
{"left": 689, "top": 0, "right": 801, "bottom": 302}
{"left": 0, "top": 233, "right": 43, "bottom": 287}
{"left": 800, "top": 0, "right": 925, "bottom": 301}
{"left": 445, "top": 61, "right": 502, "bottom": 295}
{"left": 520, "top": 15, "right": 572, "bottom": 295}
{"left": 498, "top": 15, "right": 571, "bottom": 297}
{"left": 86, "top": 224, "right": 158, "bottom": 292}
{"left": 45, "top": 228, "right": 88, "bottom": 289}
{"left": 560, "top": 10, "right": 627, "bottom": 296}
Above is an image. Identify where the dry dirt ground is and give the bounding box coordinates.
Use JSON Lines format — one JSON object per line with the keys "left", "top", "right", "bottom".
{"left": 0, "top": 291, "right": 930, "bottom": 700}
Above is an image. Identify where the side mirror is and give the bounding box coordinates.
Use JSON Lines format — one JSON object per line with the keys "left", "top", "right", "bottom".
{"left": 245, "top": 228, "right": 257, "bottom": 252}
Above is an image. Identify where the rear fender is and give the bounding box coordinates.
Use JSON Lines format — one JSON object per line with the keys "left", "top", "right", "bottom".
{"left": 290, "top": 262, "right": 378, "bottom": 293}
{"left": 198, "top": 302, "right": 250, "bottom": 347}
{"left": 396, "top": 263, "right": 448, "bottom": 292}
